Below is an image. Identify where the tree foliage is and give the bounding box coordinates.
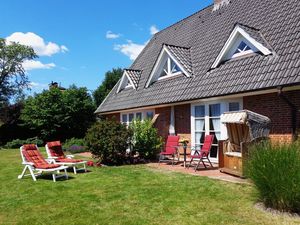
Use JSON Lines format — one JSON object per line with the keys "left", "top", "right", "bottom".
{"left": 93, "top": 68, "right": 123, "bottom": 106}
{"left": 21, "top": 86, "right": 96, "bottom": 141}
{"left": 0, "top": 38, "right": 37, "bottom": 105}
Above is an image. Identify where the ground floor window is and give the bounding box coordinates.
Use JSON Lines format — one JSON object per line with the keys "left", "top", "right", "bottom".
{"left": 121, "top": 110, "right": 154, "bottom": 126}
{"left": 191, "top": 99, "right": 242, "bottom": 163}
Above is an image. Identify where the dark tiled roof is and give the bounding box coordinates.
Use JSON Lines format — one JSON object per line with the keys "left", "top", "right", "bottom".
{"left": 124, "top": 69, "right": 142, "bottom": 88}
{"left": 96, "top": 0, "right": 300, "bottom": 114}
{"left": 164, "top": 44, "right": 192, "bottom": 75}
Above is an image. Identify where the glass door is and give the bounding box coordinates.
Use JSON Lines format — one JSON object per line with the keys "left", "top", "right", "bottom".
{"left": 192, "top": 103, "right": 221, "bottom": 163}
{"left": 208, "top": 104, "right": 221, "bottom": 162}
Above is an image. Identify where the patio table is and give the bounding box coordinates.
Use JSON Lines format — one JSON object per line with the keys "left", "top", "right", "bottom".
{"left": 179, "top": 144, "right": 192, "bottom": 168}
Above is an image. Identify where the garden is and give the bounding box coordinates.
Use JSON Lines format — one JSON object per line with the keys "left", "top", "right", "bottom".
{"left": 0, "top": 148, "right": 299, "bottom": 225}
{"left": 0, "top": 38, "right": 300, "bottom": 224}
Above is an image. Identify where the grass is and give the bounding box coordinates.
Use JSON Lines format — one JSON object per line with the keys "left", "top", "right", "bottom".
{"left": 0, "top": 149, "right": 299, "bottom": 225}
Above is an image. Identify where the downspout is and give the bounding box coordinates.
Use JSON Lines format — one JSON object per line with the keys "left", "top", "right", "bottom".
{"left": 277, "top": 86, "right": 298, "bottom": 141}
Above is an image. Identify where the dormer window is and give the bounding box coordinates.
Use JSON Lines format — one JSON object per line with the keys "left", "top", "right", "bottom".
{"left": 116, "top": 69, "right": 142, "bottom": 93}
{"left": 146, "top": 44, "right": 192, "bottom": 87}
{"left": 231, "top": 41, "right": 254, "bottom": 58}
{"left": 125, "top": 79, "right": 133, "bottom": 88}
{"left": 211, "top": 24, "right": 272, "bottom": 69}
{"left": 158, "top": 57, "right": 182, "bottom": 80}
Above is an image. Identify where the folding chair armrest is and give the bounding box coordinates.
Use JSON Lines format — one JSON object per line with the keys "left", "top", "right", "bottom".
{"left": 66, "top": 155, "right": 74, "bottom": 158}
{"left": 22, "top": 162, "right": 34, "bottom": 166}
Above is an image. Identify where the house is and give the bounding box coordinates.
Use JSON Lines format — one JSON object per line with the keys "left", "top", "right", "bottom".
{"left": 95, "top": 0, "right": 300, "bottom": 163}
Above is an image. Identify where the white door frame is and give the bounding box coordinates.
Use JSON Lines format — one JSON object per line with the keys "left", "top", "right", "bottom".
{"left": 191, "top": 98, "right": 243, "bottom": 163}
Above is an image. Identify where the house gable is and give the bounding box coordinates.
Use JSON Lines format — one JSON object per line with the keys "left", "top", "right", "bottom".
{"left": 211, "top": 24, "right": 272, "bottom": 69}
{"left": 145, "top": 44, "right": 192, "bottom": 88}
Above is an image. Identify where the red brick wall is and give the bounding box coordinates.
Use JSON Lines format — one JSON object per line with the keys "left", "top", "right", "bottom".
{"left": 104, "top": 113, "right": 120, "bottom": 122}
{"left": 243, "top": 90, "right": 300, "bottom": 143}
{"left": 154, "top": 107, "right": 171, "bottom": 140}
{"left": 174, "top": 104, "right": 191, "bottom": 144}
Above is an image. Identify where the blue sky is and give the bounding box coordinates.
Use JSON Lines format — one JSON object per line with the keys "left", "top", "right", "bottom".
{"left": 1, "top": 0, "right": 212, "bottom": 94}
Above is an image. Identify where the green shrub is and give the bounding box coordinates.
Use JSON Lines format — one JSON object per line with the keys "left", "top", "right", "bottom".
{"left": 4, "top": 137, "right": 43, "bottom": 149}
{"left": 245, "top": 141, "right": 300, "bottom": 213}
{"left": 130, "top": 119, "right": 163, "bottom": 160}
{"left": 85, "top": 120, "right": 132, "bottom": 165}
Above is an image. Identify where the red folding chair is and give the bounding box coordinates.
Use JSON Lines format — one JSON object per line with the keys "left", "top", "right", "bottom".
{"left": 188, "top": 135, "right": 214, "bottom": 171}
{"left": 159, "top": 135, "right": 180, "bottom": 165}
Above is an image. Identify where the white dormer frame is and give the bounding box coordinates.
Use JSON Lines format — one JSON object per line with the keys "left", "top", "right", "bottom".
{"left": 117, "top": 71, "right": 136, "bottom": 93}
{"left": 145, "top": 45, "right": 191, "bottom": 88}
{"left": 211, "top": 26, "right": 272, "bottom": 69}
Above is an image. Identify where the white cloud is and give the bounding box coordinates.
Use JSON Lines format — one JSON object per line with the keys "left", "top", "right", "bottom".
{"left": 23, "top": 60, "right": 56, "bottom": 71}
{"left": 106, "top": 31, "right": 121, "bottom": 39}
{"left": 150, "top": 25, "right": 159, "bottom": 35}
{"left": 29, "top": 82, "right": 48, "bottom": 89}
{"left": 61, "top": 45, "right": 69, "bottom": 53}
{"left": 6, "top": 32, "right": 68, "bottom": 56}
{"left": 114, "top": 40, "right": 146, "bottom": 60}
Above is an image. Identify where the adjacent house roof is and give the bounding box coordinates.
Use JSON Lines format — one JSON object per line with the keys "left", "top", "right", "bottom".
{"left": 96, "top": 0, "right": 300, "bottom": 114}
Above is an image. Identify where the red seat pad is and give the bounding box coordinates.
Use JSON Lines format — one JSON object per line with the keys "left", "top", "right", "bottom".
{"left": 47, "top": 141, "right": 65, "bottom": 158}
{"left": 56, "top": 158, "right": 83, "bottom": 163}
{"left": 22, "top": 145, "right": 60, "bottom": 169}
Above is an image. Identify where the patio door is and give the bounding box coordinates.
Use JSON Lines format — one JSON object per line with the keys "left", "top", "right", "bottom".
{"left": 193, "top": 104, "right": 221, "bottom": 163}
{"left": 191, "top": 100, "right": 242, "bottom": 163}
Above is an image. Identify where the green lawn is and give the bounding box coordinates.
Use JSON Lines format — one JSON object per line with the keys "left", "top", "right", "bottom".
{"left": 0, "top": 149, "right": 298, "bottom": 225}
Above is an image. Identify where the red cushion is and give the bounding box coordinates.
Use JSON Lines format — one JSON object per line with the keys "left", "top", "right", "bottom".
{"left": 56, "top": 158, "right": 83, "bottom": 163}
{"left": 35, "top": 163, "right": 60, "bottom": 169}
{"left": 47, "top": 141, "right": 65, "bottom": 158}
{"left": 23, "top": 144, "right": 38, "bottom": 150}
{"left": 22, "top": 145, "right": 60, "bottom": 169}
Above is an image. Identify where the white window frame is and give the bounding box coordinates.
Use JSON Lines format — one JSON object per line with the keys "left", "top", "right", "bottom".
{"left": 145, "top": 45, "right": 191, "bottom": 87}
{"left": 211, "top": 25, "right": 272, "bottom": 69}
{"left": 120, "top": 109, "right": 155, "bottom": 126}
{"left": 117, "top": 71, "right": 136, "bottom": 93}
{"left": 157, "top": 57, "right": 183, "bottom": 81}
{"left": 191, "top": 99, "right": 243, "bottom": 163}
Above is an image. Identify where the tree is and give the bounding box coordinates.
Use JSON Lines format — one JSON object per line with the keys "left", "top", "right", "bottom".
{"left": 93, "top": 68, "right": 123, "bottom": 106}
{"left": 21, "top": 85, "right": 96, "bottom": 141}
{"left": 0, "top": 38, "right": 37, "bottom": 105}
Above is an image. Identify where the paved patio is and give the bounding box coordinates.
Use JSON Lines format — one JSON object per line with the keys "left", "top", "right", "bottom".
{"left": 77, "top": 152, "right": 249, "bottom": 184}
{"left": 147, "top": 161, "right": 250, "bottom": 184}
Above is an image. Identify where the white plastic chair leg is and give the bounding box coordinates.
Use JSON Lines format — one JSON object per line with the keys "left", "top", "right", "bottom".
{"left": 73, "top": 166, "right": 77, "bottom": 174}
{"left": 18, "top": 165, "right": 28, "bottom": 179}
{"left": 52, "top": 173, "right": 56, "bottom": 182}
